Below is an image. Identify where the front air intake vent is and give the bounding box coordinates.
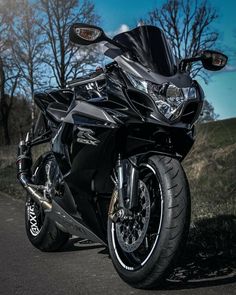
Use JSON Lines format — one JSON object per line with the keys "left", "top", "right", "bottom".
{"left": 126, "top": 88, "right": 154, "bottom": 117}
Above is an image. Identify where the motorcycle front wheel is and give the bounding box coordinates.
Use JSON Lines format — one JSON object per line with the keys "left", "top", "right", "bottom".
{"left": 107, "top": 155, "right": 191, "bottom": 289}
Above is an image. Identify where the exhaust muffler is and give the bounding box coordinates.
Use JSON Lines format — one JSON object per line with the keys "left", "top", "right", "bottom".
{"left": 16, "top": 136, "right": 52, "bottom": 211}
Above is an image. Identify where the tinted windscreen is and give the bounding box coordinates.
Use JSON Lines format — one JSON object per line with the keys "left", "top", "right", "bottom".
{"left": 113, "top": 25, "right": 177, "bottom": 76}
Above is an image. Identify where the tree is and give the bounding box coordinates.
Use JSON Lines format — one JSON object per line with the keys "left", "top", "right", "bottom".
{"left": 0, "top": 93, "right": 31, "bottom": 145}
{"left": 38, "top": 0, "right": 100, "bottom": 88}
{"left": 0, "top": 0, "right": 21, "bottom": 144}
{"left": 0, "top": 0, "right": 102, "bottom": 144}
{"left": 142, "top": 0, "right": 219, "bottom": 82}
{"left": 12, "top": 0, "right": 46, "bottom": 127}
{"left": 0, "top": 57, "right": 21, "bottom": 145}
{"left": 198, "top": 100, "right": 219, "bottom": 122}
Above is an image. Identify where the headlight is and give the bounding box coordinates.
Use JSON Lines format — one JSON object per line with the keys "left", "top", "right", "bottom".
{"left": 125, "top": 72, "right": 197, "bottom": 121}
{"left": 151, "top": 82, "right": 197, "bottom": 120}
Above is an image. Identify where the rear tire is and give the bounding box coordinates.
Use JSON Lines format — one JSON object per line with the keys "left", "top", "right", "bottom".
{"left": 25, "top": 153, "right": 69, "bottom": 252}
{"left": 107, "top": 155, "right": 191, "bottom": 289}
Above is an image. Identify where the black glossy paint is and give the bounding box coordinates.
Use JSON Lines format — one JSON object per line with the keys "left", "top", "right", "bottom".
{"left": 113, "top": 26, "right": 177, "bottom": 76}
{"left": 30, "top": 24, "right": 205, "bottom": 242}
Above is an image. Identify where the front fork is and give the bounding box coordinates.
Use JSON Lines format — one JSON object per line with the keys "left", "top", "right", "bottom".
{"left": 109, "top": 154, "right": 139, "bottom": 221}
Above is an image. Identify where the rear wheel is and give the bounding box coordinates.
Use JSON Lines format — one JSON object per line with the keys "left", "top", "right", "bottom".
{"left": 107, "top": 155, "right": 190, "bottom": 289}
{"left": 25, "top": 153, "right": 69, "bottom": 251}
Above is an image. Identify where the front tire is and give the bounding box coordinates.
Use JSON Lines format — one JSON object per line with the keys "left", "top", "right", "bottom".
{"left": 107, "top": 155, "right": 191, "bottom": 289}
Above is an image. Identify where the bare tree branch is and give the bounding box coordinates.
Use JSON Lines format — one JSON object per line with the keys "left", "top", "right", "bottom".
{"left": 37, "top": 0, "right": 101, "bottom": 88}
{"left": 10, "top": 0, "right": 47, "bottom": 126}
{"left": 0, "top": 0, "right": 21, "bottom": 144}
{"left": 144, "top": 0, "right": 219, "bottom": 80}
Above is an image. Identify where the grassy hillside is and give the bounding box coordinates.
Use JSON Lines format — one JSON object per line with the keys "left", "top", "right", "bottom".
{"left": 183, "top": 118, "right": 236, "bottom": 220}
{"left": 0, "top": 118, "right": 235, "bottom": 220}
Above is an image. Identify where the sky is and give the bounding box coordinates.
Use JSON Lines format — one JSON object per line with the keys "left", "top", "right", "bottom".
{"left": 93, "top": 0, "right": 236, "bottom": 119}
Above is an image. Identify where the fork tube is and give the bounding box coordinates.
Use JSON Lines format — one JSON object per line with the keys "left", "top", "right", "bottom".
{"left": 117, "top": 154, "right": 125, "bottom": 209}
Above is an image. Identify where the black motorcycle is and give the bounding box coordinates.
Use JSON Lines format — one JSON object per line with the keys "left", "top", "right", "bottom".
{"left": 16, "top": 24, "right": 227, "bottom": 289}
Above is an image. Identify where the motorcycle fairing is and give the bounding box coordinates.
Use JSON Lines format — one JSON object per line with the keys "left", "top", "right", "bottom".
{"left": 30, "top": 25, "right": 204, "bottom": 242}
{"left": 108, "top": 25, "right": 177, "bottom": 77}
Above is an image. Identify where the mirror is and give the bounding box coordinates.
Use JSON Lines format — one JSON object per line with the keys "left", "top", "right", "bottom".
{"left": 201, "top": 50, "right": 228, "bottom": 71}
{"left": 69, "top": 23, "right": 106, "bottom": 45}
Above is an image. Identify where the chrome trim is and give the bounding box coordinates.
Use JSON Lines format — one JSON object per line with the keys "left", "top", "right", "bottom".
{"left": 17, "top": 139, "right": 52, "bottom": 211}
{"left": 67, "top": 73, "right": 106, "bottom": 87}
{"left": 19, "top": 173, "right": 52, "bottom": 211}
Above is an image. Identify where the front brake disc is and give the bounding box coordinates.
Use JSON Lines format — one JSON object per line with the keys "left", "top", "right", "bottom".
{"left": 115, "top": 180, "right": 151, "bottom": 253}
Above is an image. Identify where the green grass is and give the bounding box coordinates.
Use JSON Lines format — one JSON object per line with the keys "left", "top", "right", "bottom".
{"left": 183, "top": 118, "right": 236, "bottom": 220}
{"left": 196, "top": 118, "right": 236, "bottom": 148}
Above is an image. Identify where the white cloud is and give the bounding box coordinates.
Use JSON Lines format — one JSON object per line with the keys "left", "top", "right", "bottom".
{"left": 137, "top": 21, "right": 145, "bottom": 27}
{"left": 211, "top": 63, "right": 236, "bottom": 76}
{"left": 106, "top": 24, "right": 130, "bottom": 37}
{"left": 223, "top": 64, "right": 236, "bottom": 73}
{"left": 116, "top": 24, "right": 130, "bottom": 34}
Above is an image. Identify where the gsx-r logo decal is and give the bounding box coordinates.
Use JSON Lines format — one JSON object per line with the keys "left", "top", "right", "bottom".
{"left": 76, "top": 127, "right": 100, "bottom": 146}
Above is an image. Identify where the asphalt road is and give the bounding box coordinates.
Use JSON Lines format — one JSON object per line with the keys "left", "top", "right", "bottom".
{"left": 0, "top": 193, "right": 235, "bottom": 295}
